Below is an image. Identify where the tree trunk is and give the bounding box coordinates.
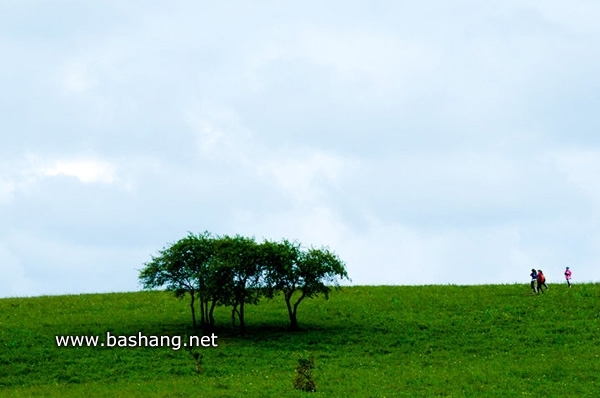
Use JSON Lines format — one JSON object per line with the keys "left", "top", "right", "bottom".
{"left": 291, "top": 291, "right": 306, "bottom": 331}
{"left": 284, "top": 290, "right": 298, "bottom": 330}
{"left": 209, "top": 300, "right": 217, "bottom": 327}
{"left": 231, "top": 304, "right": 238, "bottom": 331}
{"left": 289, "top": 311, "right": 298, "bottom": 331}
{"left": 199, "top": 296, "right": 206, "bottom": 327}
{"left": 239, "top": 301, "right": 246, "bottom": 335}
{"left": 189, "top": 290, "right": 197, "bottom": 329}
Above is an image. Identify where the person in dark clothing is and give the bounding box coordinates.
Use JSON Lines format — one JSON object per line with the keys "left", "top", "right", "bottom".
{"left": 530, "top": 269, "right": 538, "bottom": 294}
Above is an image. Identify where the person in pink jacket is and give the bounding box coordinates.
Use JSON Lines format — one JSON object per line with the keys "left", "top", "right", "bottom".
{"left": 564, "top": 266, "right": 572, "bottom": 288}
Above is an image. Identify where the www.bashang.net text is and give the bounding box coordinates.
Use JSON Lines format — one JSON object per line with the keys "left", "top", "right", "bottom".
{"left": 55, "top": 332, "right": 218, "bottom": 350}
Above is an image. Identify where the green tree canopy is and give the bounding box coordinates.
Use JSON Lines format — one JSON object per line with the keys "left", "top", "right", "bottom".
{"left": 139, "top": 232, "right": 349, "bottom": 332}
{"left": 139, "top": 231, "right": 214, "bottom": 329}
{"left": 263, "top": 240, "right": 349, "bottom": 330}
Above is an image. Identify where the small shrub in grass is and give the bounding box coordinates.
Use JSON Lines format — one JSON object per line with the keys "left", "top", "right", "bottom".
{"left": 293, "top": 352, "right": 316, "bottom": 392}
{"left": 188, "top": 349, "right": 203, "bottom": 374}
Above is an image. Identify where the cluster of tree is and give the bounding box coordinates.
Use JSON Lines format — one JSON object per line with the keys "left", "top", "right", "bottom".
{"left": 139, "top": 232, "right": 349, "bottom": 333}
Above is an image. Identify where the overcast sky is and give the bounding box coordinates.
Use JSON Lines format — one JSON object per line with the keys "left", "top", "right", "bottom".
{"left": 2, "top": 1, "right": 600, "bottom": 298}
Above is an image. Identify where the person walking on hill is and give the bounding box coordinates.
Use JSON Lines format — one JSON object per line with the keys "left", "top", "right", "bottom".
{"left": 530, "top": 269, "right": 538, "bottom": 294}
{"left": 564, "top": 266, "right": 572, "bottom": 288}
{"left": 537, "top": 270, "right": 548, "bottom": 293}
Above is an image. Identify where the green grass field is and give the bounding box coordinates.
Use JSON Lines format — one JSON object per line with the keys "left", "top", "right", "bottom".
{"left": 1, "top": 284, "right": 599, "bottom": 397}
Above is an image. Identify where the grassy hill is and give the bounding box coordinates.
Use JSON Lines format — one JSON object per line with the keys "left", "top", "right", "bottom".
{"left": 1, "top": 284, "right": 599, "bottom": 397}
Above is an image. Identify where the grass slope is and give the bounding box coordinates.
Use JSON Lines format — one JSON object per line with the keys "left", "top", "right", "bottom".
{"left": 1, "top": 284, "right": 599, "bottom": 397}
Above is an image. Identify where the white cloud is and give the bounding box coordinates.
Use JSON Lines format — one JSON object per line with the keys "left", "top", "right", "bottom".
{"left": 62, "top": 61, "right": 98, "bottom": 93}
{"left": 298, "top": 27, "right": 440, "bottom": 90}
{"left": 550, "top": 148, "right": 600, "bottom": 203}
{"left": 529, "top": 0, "right": 600, "bottom": 35}
{"left": 0, "top": 245, "right": 36, "bottom": 297}
{"left": 39, "top": 158, "right": 117, "bottom": 184}
{"left": 0, "top": 233, "right": 148, "bottom": 298}
{"left": 187, "top": 101, "right": 354, "bottom": 203}
{"left": 257, "top": 149, "right": 350, "bottom": 203}
{"left": 0, "top": 173, "right": 16, "bottom": 203}
{"left": 187, "top": 102, "right": 254, "bottom": 163}
{"left": 230, "top": 204, "right": 541, "bottom": 285}
{"left": 245, "top": 25, "right": 441, "bottom": 98}
{"left": 3, "top": 1, "right": 600, "bottom": 298}
{"left": 0, "top": 155, "right": 121, "bottom": 206}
